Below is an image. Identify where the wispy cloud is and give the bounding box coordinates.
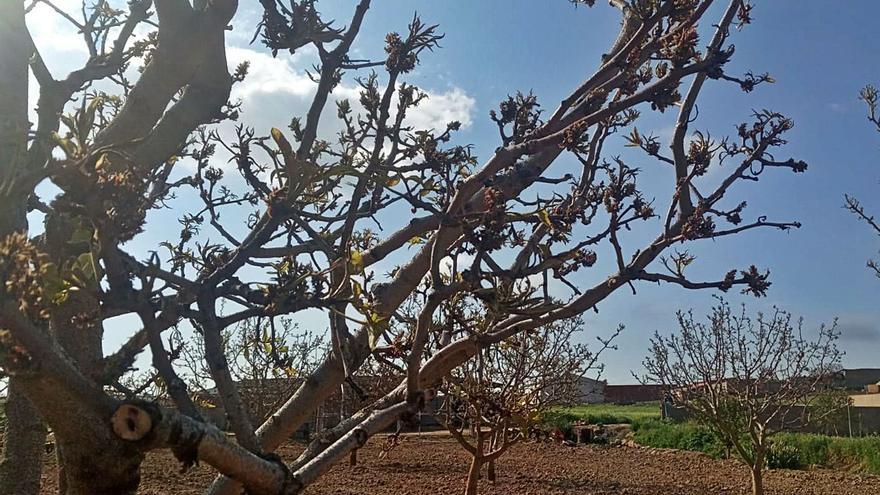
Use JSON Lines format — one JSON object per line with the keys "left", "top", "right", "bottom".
{"left": 826, "top": 102, "right": 848, "bottom": 113}
{"left": 838, "top": 316, "right": 879, "bottom": 342}
{"left": 227, "top": 45, "right": 476, "bottom": 139}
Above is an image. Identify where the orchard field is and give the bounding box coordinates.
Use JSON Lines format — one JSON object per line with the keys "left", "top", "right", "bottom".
{"left": 35, "top": 435, "right": 878, "bottom": 495}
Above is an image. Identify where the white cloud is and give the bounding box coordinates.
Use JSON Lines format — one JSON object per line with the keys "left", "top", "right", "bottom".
{"left": 227, "top": 46, "right": 475, "bottom": 136}
{"left": 25, "top": 1, "right": 92, "bottom": 119}
{"left": 26, "top": 1, "right": 91, "bottom": 61}
{"left": 26, "top": 2, "right": 477, "bottom": 136}
{"left": 228, "top": 46, "right": 316, "bottom": 102}
{"left": 406, "top": 87, "right": 476, "bottom": 131}
{"left": 217, "top": 47, "right": 478, "bottom": 202}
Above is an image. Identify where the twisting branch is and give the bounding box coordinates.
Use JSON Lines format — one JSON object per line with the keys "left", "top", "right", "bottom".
{"left": 847, "top": 85, "right": 880, "bottom": 278}
{"left": 0, "top": 1, "right": 815, "bottom": 493}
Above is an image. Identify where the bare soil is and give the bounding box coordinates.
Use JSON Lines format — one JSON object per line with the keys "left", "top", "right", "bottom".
{"left": 38, "top": 435, "right": 878, "bottom": 494}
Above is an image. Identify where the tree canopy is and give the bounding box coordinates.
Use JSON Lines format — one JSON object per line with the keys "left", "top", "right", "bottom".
{"left": 0, "top": 1, "right": 812, "bottom": 494}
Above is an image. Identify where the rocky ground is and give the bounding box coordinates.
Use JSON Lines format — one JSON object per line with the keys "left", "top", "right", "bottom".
{"left": 39, "top": 435, "right": 879, "bottom": 494}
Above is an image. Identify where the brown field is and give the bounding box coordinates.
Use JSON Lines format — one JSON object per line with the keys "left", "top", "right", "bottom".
{"left": 39, "top": 435, "right": 879, "bottom": 494}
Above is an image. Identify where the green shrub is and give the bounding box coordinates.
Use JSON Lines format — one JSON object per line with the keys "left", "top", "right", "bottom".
{"left": 631, "top": 419, "right": 880, "bottom": 476}
{"left": 581, "top": 413, "right": 629, "bottom": 425}
{"left": 538, "top": 410, "right": 579, "bottom": 438}
{"left": 827, "top": 436, "right": 880, "bottom": 474}
{"left": 773, "top": 433, "right": 830, "bottom": 467}
{"left": 755, "top": 433, "right": 879, "bottom": 475}
{"left": 632, "top": 419, "right": 725, "bottom": 458}
{"left": 767, "top": 443, "right": 803, "bottom": 470}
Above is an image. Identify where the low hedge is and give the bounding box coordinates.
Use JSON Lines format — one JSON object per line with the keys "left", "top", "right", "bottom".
{"left": 631, "top": 419, "right": 880, "bottom": 475}
{"left": 772, "top": 433, "right": 880, "bottom": 475}
{"left": 631, "top": 419, "right": 726, "bottom": 458}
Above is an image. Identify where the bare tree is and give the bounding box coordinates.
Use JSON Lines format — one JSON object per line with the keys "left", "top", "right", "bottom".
{"left": 0, "top": 1, "right": 813, "bottom": 493}
{"left": 845, "top": 84, "right": 880, "bottom": 278}
{"left": 177, "top": 318, "right": 324, "bottom": 425}
{"left": 641, "top": 301, "right": 842, "bottom": 495}
{"left": 438, "top": 315, "right": 608, "bottom": 495}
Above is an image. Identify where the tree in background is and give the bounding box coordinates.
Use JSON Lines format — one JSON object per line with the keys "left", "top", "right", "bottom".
{"left": 642, "top": 301, "right": 842, "bottom": 495}
{"left": 177, "top": 318, "right": 324, "bottom": 425}
{"left": 438, "top": 313, "right": 610, "bottom": 495}
{"left": 0, "top": 1, "right": 812, "bottom": 493}
{"left": 845, "top": 85, "right": 880, "bottom": 279}
{"left": 807, "top": 386, "right": 851, "bottom": 436}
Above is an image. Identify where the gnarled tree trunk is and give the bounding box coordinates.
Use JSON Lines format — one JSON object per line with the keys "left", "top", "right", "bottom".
{"left": 464, "top": 454, "right": 482, "bottom": 495}
{"left": 0, "top": 382, "right": 47, "bottom": 495}
{"left": 0, "top": 2, "right": 49, "bottom": 493}
{"left": 42, "top": 211, "right": 111, "bottom": 494}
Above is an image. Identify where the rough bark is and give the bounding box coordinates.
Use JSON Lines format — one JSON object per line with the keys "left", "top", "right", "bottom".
{"left": 0, "top": 0, "right": 30, "bottom": 233}
{"left": 9, "top": 371, "right": 142, "bottom": 495}
{"left": 0, "top": 382, "right": 47, "bottom": 495}
{"left": 108, "top": 401, "right": 304, "bottom": 494}
{"left": 486, "top": 459, "right": 496, "bottom": 483}
{"left": 0, "top": 2, "right": 49, "bottom": 493}
{"left": 41, "top": 211, "right": 110, "bottom": 493}
{"left": 0, "top": 2, "right": 239, "bottom": 493}
{"left": 1, "top": 309, "right": 133, "bottom": 495}
{"left": 751, "top": 463, "right": 764, "bottom": 495}
{"left": 465, "top": 455, "right": 482, "bottom": 495}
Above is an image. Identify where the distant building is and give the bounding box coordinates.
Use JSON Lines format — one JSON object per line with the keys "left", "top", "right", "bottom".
{"left": 569, "top": 380, "right": 663, "bottom": 405}
{"left": 851, "top": 393, "right": 880, "bottom": 407}
{"left": 573, "top": 376, "right": 606, "bottom": 404}
{"left": 840, "top": 369, "right": 880, "bottom": 391}
{"left": 603, "top": 384, "right": 663, "bottom": 404}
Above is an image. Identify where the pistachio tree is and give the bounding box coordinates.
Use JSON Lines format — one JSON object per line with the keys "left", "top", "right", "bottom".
{"left": 0, "top": 1, "right": 809, "bottom": 494}
{"left": 845, "top": 84, "right": 880, "bottom": 278}
{"left": 642, "top": 302, "right": 842, "bottom": 495}
{"left": 437, "top": 314, "right": 607, "bottom": 495}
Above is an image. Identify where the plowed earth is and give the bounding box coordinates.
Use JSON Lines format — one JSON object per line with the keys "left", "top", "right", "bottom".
{"left": 38, "top": 435, "right": 878, "bottom": 494}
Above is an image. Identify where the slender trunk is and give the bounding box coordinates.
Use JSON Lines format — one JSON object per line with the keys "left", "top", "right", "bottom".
{"left": 56, "top": 446, "right": 68, "bottom": 495}
{"left": 750, "top": 445, "right": 766, "bottom": 495}
{"left": 0, "top": 382, "right": 47, "bottom": 495}
{"left": 486, "top": 459, "right": 496, "bottom": 482}
{"left": 464, "top": 455, "right": 482, "bottom": 495}
{"left": 349, "top": 449, "right": 358, "bottom": 466}
{"left": 750, "top": 463, "right": 764, "bottom": 495}
{"left": 0, "top": 3, "right": 49, "bottom": 493}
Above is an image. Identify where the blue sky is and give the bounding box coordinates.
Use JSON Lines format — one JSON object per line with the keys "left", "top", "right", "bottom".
{"left": 247, "top": 0, "right": 880, "bottom": 383}
{"left": 26, "top": 1, "right": 880, "bottom": 385}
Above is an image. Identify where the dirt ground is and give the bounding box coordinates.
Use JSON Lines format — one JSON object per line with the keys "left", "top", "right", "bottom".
{"left": 38, "top": 435, "right": 879, "bottom": 494}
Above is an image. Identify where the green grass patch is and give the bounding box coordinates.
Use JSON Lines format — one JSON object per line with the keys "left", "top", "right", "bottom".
{"left": 546, "top": 402, "right": 880, "bottom": 476}
{"left": 773, "top": 433, "right": 880, "bottom": 475}
{"left": 628, "top": 419, "right": 880, "bottom": 476}
{"left": 538, "top": 410, "right": 581, "bottom": 436}
{"left": 631, "top": 418, "right": 726, "bottom": 458}
{"left": 556, "top": 402, "right": 661, "bottom": 425}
